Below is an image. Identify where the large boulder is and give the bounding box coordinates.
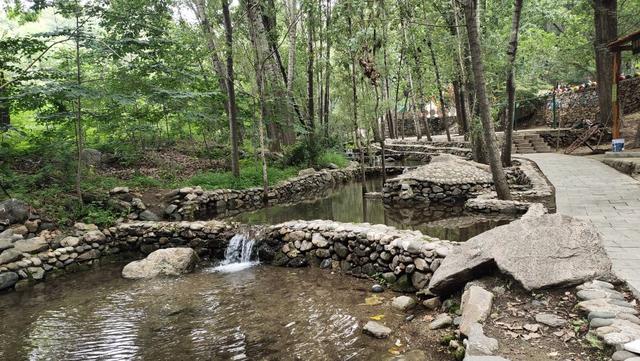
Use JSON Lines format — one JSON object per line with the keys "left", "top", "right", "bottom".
{"left": 0, "top": 272, "right": 19, "bottom": 291}
{"left": 122, "top": 248, "right": 198, "bottom": 279}
{"left": 13, "top": 237, "right": 49, "bottom": 254}
{"left": 429, "top": 214, "right": 612, "bottom": 294}
{"left": 0, "top": 199, "right": 30, "bottom": 225}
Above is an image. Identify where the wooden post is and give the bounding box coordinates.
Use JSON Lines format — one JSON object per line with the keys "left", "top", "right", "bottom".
{"left": 611, "top": 50, "right": 621, "bottom": 139}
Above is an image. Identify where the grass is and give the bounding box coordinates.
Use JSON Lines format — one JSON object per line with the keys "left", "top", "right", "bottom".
{"left": 183, "top": 161, "right": 300, "bottom": 190}
{"left": 317, "top": 150, "right": 349, "bottom": 168}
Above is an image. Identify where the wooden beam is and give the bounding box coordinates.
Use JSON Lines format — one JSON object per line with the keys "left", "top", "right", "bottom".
{"left": 607, "top": 28, "right": 640, "bottom": 50}
{"left": 611, "top": 50, "right": 621, "bottom": 139}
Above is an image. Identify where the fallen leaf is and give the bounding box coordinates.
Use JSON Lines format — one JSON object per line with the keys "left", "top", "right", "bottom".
{"left": 370, "top": 314, "right": 385, "bottom": 321}
{"left": 362, "top": 295, "right": 384, "bottom": 306}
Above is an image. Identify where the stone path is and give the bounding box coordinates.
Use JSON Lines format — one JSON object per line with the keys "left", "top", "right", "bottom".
{"left": 522, "top": 153, "right": 640, "bottom": 297}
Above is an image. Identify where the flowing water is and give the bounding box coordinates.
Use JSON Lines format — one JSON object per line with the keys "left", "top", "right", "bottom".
{"left": 212, "top": 233, "right": 259, "bottom": 273}
{"left": 233, "top": 178, "right": 512, "bottom": 242}
{"left": 0, "top": 263, "right": 441, "bottom": 361}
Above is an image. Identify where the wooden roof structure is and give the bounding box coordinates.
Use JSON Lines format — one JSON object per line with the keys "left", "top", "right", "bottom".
{"left": 606, "top": 29, "right": 640, "bottom": 140}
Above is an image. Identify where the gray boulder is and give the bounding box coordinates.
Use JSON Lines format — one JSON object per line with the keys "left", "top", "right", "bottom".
{"left": 298, "top": 168, "right": 316, "bottom": 177}
{"left": 81, "top": 148, "right": 103, "bottom": 167}
{"left": 363, "top": 321, "right": 391, "bottom": 338}
{"left": 0, "top": 249, "right": 22, "bottom": 265}
{"left": 13, "top": 237, "right": 48, "bottom": 253}
{"left": 0, "top": 199, "right": 30, "bottom": 225}
{"left": 0, "top": 272, "right": 19, "bottom": 291}
{"left": 122, "top": 248, "right": 198, "bottom": 279}
{"left": 138, "top": 210, "right": 160, "bottom": 221}
{"left": 460, "top": 285, "right": 494, "bottom": 336}
{"left": 429, "top": 214, "right": 612, "bottom": 294}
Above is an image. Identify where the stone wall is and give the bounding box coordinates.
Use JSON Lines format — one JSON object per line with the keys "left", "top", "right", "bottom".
{"left": 541, "top": 76, "right": 640, "bottom": 128}
{"left": 163, "top": 164, "right": 362, "bottom": 221}
{"left": 258, "top": 220, "right": 454, "bottom": 292}
{"left": 0, "top": 220, "right": 234, "bottom": 291}
{"left": 382, "top": 142, "right": 472, "bottom": 159}
{"left": 391, "top": 115, "right": 458, "bottom": 138}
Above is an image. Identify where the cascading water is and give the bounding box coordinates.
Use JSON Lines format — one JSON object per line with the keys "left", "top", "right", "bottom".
{"left": 212, "top": 233, "right": 259, "bottom": 273}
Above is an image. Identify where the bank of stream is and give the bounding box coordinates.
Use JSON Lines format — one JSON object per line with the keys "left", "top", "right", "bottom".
{"left": 232, "top": 177, "right": 513, "bottom": 242}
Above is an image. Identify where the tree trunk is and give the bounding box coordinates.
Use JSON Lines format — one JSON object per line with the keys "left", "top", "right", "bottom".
{"left": 427, "top": 38, "right": 451, "bottom": 141}
{"left": 501, "top": 0, "right": 524, "bottom": 167}
{"left": 0, "top": 72, "right": 9, "bottom": 128}
{"left": 593, "top": 0, "right": 617, "bottom": 126}
{"left": 74, "top": 11, "right": 83, "bottom": 204}
{"left": 452, "top": 0, "right": 470, "bottom": 137}
{"left": 307, "top": 10, "right": 315, "bottom": 132}
{"left": 222, "top": 0, "right": 240, "bottom": 177}
{"left": 464, "top": 0, "right": 511, "bottom": 200}
{"left": 348, "top": 11, "right": 367, "bottom": 191}
{"left": 285, "top": 0, "right": 298, "bottom": 145}
{"left": 322, "top": 0, "right": 331, "bottom": 138}
{"left": 407, "top": 71, "right": 422, "bottom": 140}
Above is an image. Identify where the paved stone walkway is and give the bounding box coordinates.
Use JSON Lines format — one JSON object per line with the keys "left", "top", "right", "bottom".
{"left": 522, "top": 153, "right": 640, "bottom": 297}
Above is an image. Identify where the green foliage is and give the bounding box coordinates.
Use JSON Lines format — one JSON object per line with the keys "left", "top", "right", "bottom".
{"left": 184, "top": 161, "right": 300, "bottom": 190}
{"left": 317, "top": 150, "right": 349, "bottom": 168}
{"left": 80, "top": 203, "right": 121, "bottom": 228}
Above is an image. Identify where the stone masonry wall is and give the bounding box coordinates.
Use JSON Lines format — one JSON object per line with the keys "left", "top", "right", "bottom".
{"left": 164, "top": 164, "right": 362, "bottom": 221}
{"left": 0, "top": 220, "right": 234, "bottom": 291}
{"left": 541, "top": 76, "right": 640, "bottom": 128}
{"left": 258, "top": 220, "right": 454, "bottom": 292}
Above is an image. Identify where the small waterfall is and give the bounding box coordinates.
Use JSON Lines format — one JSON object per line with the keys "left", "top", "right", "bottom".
{"left": 212, "top": 233, "right": 259, "bottom": 273}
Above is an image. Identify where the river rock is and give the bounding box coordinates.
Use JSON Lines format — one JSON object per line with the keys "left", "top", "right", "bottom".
{"left": 625, "top": 339, "right": 640, "bottom": 354}
{"left": 534, "top": 313, "right": 565, "bottom": 327}
{"left": 0, "top": 199, "right": 30, "bottom": 225}
{"left": 13, "top": 237, "right": 48, "bottom": 253}
{"left": 83, "top": 230, "right": 106, "bottom": 244}
{"left": 0, "top": 272, "right": 19, "bottom": 290}
{"left": 386, "top": 350, "right": 428, "bottom": 361}
{"left": 371, "top": 284, "right": 384, "bottom": 293}
{"left": 363, "top": 321, "right": 391, "bottom": 338}
{"left": 298, "top": 168, "right": 316, "bottom": 177}
{"left": 429, "top": 213, "right": 612, "bottom": 294}
{"left": 465, "top": 322, "right": 499, "bottom": 356}
{"left": 122, "top": 248, "right": 198, "bottom": 279}
{"left": 392, "top": 296, "right": 417, "bottom": 311}
{"left": 0, "top": 249, "right": 22, "bottom": 265}
{"left": 612, "top": 351, "right": 639, "bottom": 361}
{"left": 334, "top": 242, "right": 348, "bottom": 258}
{"left": 138, "top": 210, "right": 160, "bottom": 221}
{"left": 429, "top": 313, "right": 453, "bottom": 330}
{"left": 460, "top": 285, "right": 494, "bottom": 336}
{"left": 27, "top": 266, "right": 45, "bottom": 280}
{"left": 0, "top": 240, "right": 13, "bottom": 252}
{"left": 423, "top": 297, "right": 442, "bottom": 310}
{"left": 311, "top": 233, "right": 328, "bottom": 248}
{"left": 60, "top": 236, "right": 81, "bottom": 247}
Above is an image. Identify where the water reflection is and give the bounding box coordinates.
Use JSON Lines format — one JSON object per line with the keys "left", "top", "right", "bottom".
{"left": 233, "top": 178, "right": 512, "bottom": 242}
{"left": 0, "top": 265, "right": 422, "bottom": 361}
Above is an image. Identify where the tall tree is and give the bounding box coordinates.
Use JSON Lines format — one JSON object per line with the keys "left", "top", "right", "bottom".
{"left": 426, "top": 37, "right": 451, "bottom": 142}
{"left": 592, "top": 0, "right": 617, "bottom": 127}
{"left": 221, "top": 0, "right": 240, "bottom": 177}
{"left": 464, "top": 0, "right": 511, "bottom": 200}
{"left": 501, "top": 0, "right": 524, "bottom": 167}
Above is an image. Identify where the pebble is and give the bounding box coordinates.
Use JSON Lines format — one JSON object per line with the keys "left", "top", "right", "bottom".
{"left": 429, "top": 313, "right": 453, "bottom": 330}
{"left": 405, "top": 314, "right": 415, "bottom": 322}
{"left": 422, "top": 297, "right": 441, "bottom": 310}
{"left": 363, "top": 321, "right": 391, "bottom": 339}
{"left": 371, "top": 284, "right": 384, "bottom": 293}
{"left": 535, "top": 313, "right": 565, "bottom": 327}
{"left": 612, "top": 350, "right": 639, "bottom": 361}
{"left": 590, "top": 318, "right": 614, "bottom": 328}
{"left": 392, "top": 296, "right": 416, "bottom": 312}
{"left": 625, "top": 339, "right": 640, "bottom": 354}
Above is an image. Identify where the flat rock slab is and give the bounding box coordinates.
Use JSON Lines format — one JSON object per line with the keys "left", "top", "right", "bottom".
{"left": 460, "top": 285, "right": 494, "bottom": 336}
{"left": 429, "top": 213, "right": 612, "bottom": 294}
{"left": 122, "top": 247, "right": 198, "bottom": 279}
{"left": 535, "top": 313, "right": 565, "bottom": 327}
{"left": 363, "top": 321, "right": 391, "bottom": 339}
{"left": 625, "top": 339, "right": 640, "bottom": 354}
{"left": 13, "top": 237, "right": 48, "bottom": 254}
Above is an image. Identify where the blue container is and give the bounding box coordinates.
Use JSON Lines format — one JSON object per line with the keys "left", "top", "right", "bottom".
{"left": 612, "top": 138, "right": 625, "bottom": 152}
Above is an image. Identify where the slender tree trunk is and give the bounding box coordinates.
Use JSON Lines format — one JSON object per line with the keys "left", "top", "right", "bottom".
{"left": 322, "top": 0, "right": 331, "bottom": 138}
{"left": 74, "top": 11, "right": 83, "bottom": 204}
{"left": 286, "top": 0, "right": 298, "bottom": 144}
{"left": 401, "top": 89, "right": 409, "bottom": 139}
{"left": 593, "top": 0, "right": 617, "bottom": 126}
{"left": 408, "top": 72, "right": 422, "bottom": 140}
{"left": 464, "top": 0, "right": 511, "bottom": 200}
{"left": 427, "top": 38, "right": 451, "bottom": 141}
{"left": 258, "top": 77, "right": 269, "bottom": 201}
{"left": 307, "top": 11, "right": 315, "bottom": 132}
{"left": 376, "top": 85, "right": 387, "bottom": 184}
{"left": 348, "top": 12, "right": 366, "bottom": 191}
{"left": 501, "top": 0, "right": 524, "bottom": 167}
{"left": 222, "top": 0, "right": 240, "bottom": 177}
{"left": 0, "top": 72, "right": 9, "bottom": 127}
{"left": 452, "top": 0, "right": 470, "bottom": 137}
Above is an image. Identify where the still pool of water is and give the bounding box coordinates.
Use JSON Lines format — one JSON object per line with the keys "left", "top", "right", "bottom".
{"left": 232, "top": 178, "right": 513, "bottom": 242}
{"left": 0, "top": 264, "right": 443, "bottom": 361}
